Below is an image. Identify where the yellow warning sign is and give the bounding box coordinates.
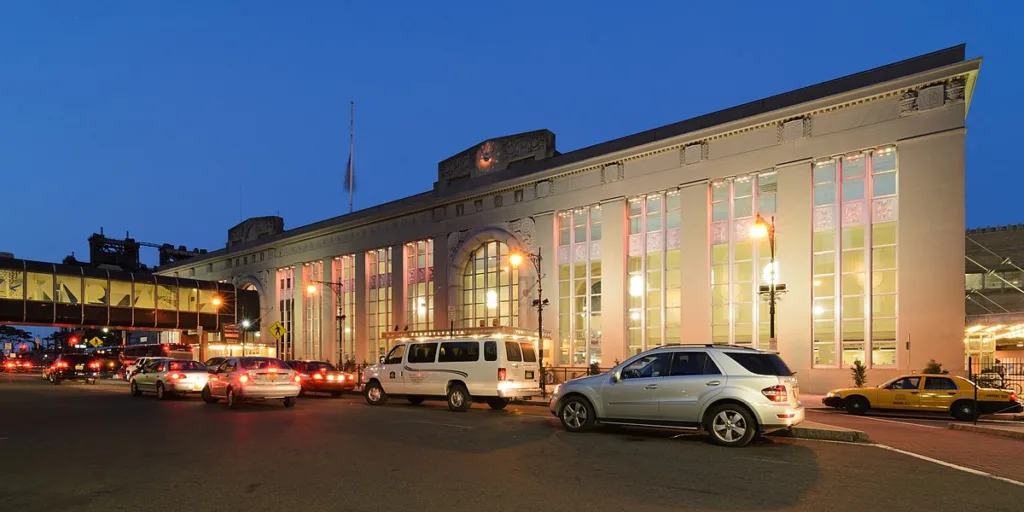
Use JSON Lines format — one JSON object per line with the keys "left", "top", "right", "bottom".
{"left": 268, "top": 321, "right": 287, "bottom": 341}
{"left": 88, "top": 337, "right": 103, "bottom": 347}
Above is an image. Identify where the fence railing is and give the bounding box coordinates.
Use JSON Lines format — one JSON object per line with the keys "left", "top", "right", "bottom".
{"left": 967, "top": 357, "right": 1024, "bottom": 394}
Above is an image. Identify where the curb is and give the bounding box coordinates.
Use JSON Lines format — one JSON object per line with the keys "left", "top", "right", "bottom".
{"left": 949, "top": 423, "right": 1024, "bottom": 440}
{"left": 770, "top": 426, "right": 871, "bottom": 443}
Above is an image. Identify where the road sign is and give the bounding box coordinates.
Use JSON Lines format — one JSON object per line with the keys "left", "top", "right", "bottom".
{"left": 88, "top": 337, "right": 103, "bottom": 348}
{"left": 268, "top": 321, "right": 287, "bottom": 341}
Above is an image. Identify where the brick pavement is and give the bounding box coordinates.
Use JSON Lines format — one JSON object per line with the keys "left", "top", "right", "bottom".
{"left": 806, "top": 409, "right": 1024, "bottom": 483}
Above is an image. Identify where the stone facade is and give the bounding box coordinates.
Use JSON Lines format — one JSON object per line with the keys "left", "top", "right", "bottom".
{"left": 156, "top": 46, "right": 981, "bottom": 393}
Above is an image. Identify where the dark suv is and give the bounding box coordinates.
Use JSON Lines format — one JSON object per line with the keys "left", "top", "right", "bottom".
{"left": 286, "top": 360, "right": 356, "bottom": 397}
{"left": 45, "top": 354, "right": 101, "bottom": 385}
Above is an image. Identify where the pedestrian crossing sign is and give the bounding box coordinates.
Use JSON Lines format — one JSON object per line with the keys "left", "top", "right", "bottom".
{"left": 269, "top": 321, "right": 287, "bottom": 341}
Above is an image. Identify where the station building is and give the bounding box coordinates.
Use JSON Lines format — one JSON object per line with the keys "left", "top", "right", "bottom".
{"left": 156, "top": 45, "right": 981, "bottom": 393}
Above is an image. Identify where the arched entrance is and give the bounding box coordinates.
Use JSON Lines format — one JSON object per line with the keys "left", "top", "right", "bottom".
{"left": 447, "top": 226, "right": 533, "bottom": 330}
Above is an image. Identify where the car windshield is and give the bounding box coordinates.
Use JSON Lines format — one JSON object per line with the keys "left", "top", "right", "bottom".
{"left": 168, "top": 360, "right": 206, "bottom": 371}
{"left": 241, "top": 358, "right": 288, "bottom": 370}
{"left": 725, "top": 353, "right": 794, "bottom": 376}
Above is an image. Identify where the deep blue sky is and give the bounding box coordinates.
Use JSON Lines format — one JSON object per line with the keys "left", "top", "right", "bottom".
{"left": 2, "top": 1, "right": 1020, "bottom": 266}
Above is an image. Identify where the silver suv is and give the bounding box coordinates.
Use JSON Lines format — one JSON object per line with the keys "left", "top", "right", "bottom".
{"left": 548, "top": 345, "right": 804, "bottom": 447}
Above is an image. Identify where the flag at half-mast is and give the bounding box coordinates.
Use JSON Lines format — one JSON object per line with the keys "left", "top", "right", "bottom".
{"left": 343, "top": 151, "right": 354, "bottom": 192}
{"left": 344, "top": 101, "right": 355, "bottom": 214}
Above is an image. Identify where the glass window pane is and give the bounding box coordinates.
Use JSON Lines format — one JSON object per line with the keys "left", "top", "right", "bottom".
{"left": 734, "top": 179, "right": 753, "bottom": 197}
{"left": 0, "top": 270, "right": 23, "bottom": 300}
{"left": 712, "top": 202, "right": 729, "bottom": 221}
{"left": 965, "top": 273, "right": 983, "bottom": 290}
{"left": 27, "top": 272, "right": 53, "bottom": 302}
{"left": 842, "top": 250, "right": 865, "bottom": 273}
{"left": 198, "top": 289, "right": 215, "bottom": 313}
{"left": 813, "top": 164, "right": 835, "bottom": 184}
{"left": 872, "top": 172, "right": 897, "bottom": 197}
{"left": 135, "top": 283, "right": 155, "bottom": 309}
{"left": 110, "top": 281, "right": 132, "bottom": 308}
{"left": 872, "top": 246, "right": 897, "bottom": 270}
{"left": 712, "top": 184, "right": 728, "bottom": 201}
{"left": 842, "top": 226, "right": 865, "bottom": 249}
{"left": 842, "top": 343, "right": 866, "bottom": 366}
{"left": 843, "top": 157, "right": 865, "bottom": 178}
{"left": 813, "top": 253, "right": 835, "bottom": 275}
{"left": 843, "top": 178, "right": 864, "bottom": 201}
{"left": 814, "top": 184, "right": 835, "bottom": 206}
{"left": 758, "top": 194, "right": 777, "bottom": 215}
{"left": 842, "top": 273, "right": 865, "bottom": 295}
{"left": 84, "top": 278, "right": 107, "bottom": 305}
{"left": 734, "top": 242, "right": 753, "bottom": 261}
{"left": 813, "top": 231, "right": 835, "bottom": 252}
{"left": 711, "top": 245, "right": 729, "bottom": 265}
{"left": 591, "top": 223, "right": 602, "bottom": 241}
{"left": 872, "top": 270, "right": 897, "bottom": 294}
{"left": 56, "top": 275, "right": 81, "bottom": 305}
{"left": 872, "top": 222, "right": 896, "bottom": 246}
{"left": 872, "top": 149, "right": 896, "bottom": 174}
{"left": 733, "top": 197, "right": 752, "bottom": 218}
{"left": 872, "top": 340, "right": 896, "bottom": 366}
{"left": 872, "top": 319, "right": 897, "bottom": 342}
{"left": 842, "top": 296, "right": 865, "bottom": 319}
{"left": 813, "top": 277, "right": 835, "bottom": 297}
{"left": 872, "top": 295, "right": 897, "bottom": 318}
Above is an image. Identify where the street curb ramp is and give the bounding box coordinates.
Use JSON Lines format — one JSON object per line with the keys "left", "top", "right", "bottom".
{"left": 769, "top": 426, "right": 871, "bottom": 443}
{"left": 949, "top": 423, "right": 1024, "bottom": 441}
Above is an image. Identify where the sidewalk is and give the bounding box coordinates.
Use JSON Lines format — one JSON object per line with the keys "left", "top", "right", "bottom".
{"left": 949, "top": 422, "right": 1024, "bottom": 440}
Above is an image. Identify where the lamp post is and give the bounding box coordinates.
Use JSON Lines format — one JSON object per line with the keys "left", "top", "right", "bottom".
{"left": 750, "top": 214, "right": 786, "bottom": 352}
{"left": 509, "top": 248, "right": 550, "bottom": 396}
{"left": 307, "top": 279, "right": 345, "bottom": 364}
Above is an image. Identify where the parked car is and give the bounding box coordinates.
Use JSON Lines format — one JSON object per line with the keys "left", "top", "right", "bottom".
{"left": 203, "top": 357, "right": 227, "bottom": 371}
{"left": 3, "top": 358, "right": 35, "bottom": 373}
{"left": 361, "top": 337, "right": 542, "bottom": 411}
{"left": 286, "top": 360, "right": 356, "bottom": 397}
{"left": 823, "top": 374, "right": 1023, "bottom": 420}
{"left": 201, "top": 357, "right": 301, "bottom": 409}
{"left": 44, "top": 354, "right": 102, "bottom": 385}
{"left": 547, "top": 345, "right": 804, "bottom": 447}
{"left": 125, "top": 356, "right": 170, "bottom": 381}
{"left": 130, "top": 359, "right": 211, "bottom": 400}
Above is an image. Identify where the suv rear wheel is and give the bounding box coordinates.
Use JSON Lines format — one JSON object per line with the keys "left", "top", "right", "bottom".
{"left": 705, "top": 403, "right": 757, "bottom": 447}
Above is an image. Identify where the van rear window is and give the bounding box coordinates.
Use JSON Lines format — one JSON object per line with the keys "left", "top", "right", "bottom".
{"left": 504, "top": 342, "right": 523, "bottom": 362}
{"left": 725, "top": 353, "right": 794, "bottom": 376}
{"left": 520, "top": 343, "right": 537, "bottom": 362}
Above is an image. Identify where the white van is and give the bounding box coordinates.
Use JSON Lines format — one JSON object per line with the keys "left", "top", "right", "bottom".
{"left": 361, "top": 337, "right": 542, "bottom": 411}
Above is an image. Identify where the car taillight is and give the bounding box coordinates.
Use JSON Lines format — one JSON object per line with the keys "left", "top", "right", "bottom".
{"left": 268, "top": 367, "right": 278, "bottom": 373}
{"left": 327, "top": 374, "right": 336, "bottom": 382}
{"left": 293, "top": 375, "right": 302, "bottom": 383}
{"left": 313, "top": 373, "right": 324, "bottom": 380}
{"left": 498, "top": 368, "right": 507, "bottom": 381}
{"left": 346, "top": 374, "right": 354, "bottom": 381}
{"left": 169, "top": 373, "right": 186, "bottom": 380}
{"left": 761, "top": 385, "right": 788, "bottom": 403}
{"left": 24, "top": 362, "right": 33, "bottom": 369}
{"left": 1011, "top": 392, "right": 1019, "bottom": 402}
{"left": 239, "top": 374, "right": 250, "bottom": 384}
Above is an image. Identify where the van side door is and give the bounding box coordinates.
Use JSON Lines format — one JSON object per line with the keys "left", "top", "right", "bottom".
{"left": 380, "top": 344, "right": 407, "bottom": 395}
{"left": 405, "top": 342, "right": 440, "bottom": 396}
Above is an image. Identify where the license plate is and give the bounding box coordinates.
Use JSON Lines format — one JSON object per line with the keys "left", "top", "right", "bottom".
{"left": 525, "top": 371, "right": 534, "bottom": 380}
{"left": 75, "top": 364, "right": 84, "bottom": 370}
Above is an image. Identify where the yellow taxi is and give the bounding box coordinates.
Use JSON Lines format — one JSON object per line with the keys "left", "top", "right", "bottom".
{"left": 823, "top": 374, "right": 1022, "bottom": 421}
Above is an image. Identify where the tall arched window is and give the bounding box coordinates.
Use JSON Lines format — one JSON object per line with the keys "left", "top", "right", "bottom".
{"left": 461, "top": 241, "right": 519, "bottom": 328}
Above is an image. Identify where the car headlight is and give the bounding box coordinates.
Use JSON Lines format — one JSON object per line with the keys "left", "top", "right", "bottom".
{"left": 553, "top": 384, "right": 562, "bottom": 396}
{"left": 826, "top": 391, "right": 838, "bottom": 398}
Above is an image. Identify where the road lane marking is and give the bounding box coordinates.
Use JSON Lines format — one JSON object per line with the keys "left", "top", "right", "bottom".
{"left": 738, "top": 456, "right": 801, "bottom": 465}
{"left": 872, "top": 443, "right": 1024, "bottom": 488}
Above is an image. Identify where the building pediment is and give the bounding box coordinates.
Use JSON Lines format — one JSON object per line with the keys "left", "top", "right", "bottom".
{"left": 437, "top": 129, "right": 556, "bottom": 191}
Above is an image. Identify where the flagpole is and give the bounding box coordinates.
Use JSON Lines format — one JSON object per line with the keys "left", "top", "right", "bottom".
{"left": 348, "top": 101, "right": 355, "bottom": 214}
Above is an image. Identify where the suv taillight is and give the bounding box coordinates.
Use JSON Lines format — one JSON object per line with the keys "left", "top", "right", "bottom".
{"left": 761, "top": 385, "right": 788, "bottom": 403}
{"left": 498, "top": 368, "right": 507, "bottom": 381}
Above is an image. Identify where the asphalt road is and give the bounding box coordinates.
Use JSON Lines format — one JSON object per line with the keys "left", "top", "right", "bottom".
{"left": 1, "top": 377, "right": 1023, "bottom": 512}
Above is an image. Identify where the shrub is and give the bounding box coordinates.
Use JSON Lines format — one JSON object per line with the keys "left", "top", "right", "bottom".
{"left": 924, "top": 359, "right": 948, "bottom": 374}
{"left": 851, "top": 359, "right": 867, "bottom": 387}
{"left": 588, "top": 362, "right": 601, "bottom": 376}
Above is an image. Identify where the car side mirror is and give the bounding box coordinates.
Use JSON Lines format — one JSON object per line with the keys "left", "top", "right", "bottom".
{"left": 379, "top": 357, "right": 385, "bottom": 364}
{"left": 610, "top": 372, "right": 620, "bottom": 383}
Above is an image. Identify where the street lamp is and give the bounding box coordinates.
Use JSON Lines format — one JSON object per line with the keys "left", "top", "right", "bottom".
{"left": 509, "top": 248, "right": 550, "bottom": 396}
{"left": 750, "top": 214, "right": 786, "bottom": 352}
{"left": 307, "top": 279, "right": 346, "bottom": 363}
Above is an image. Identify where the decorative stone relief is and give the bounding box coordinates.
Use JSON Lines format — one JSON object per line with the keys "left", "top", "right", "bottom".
{"left": 946, "top": 77, "right": 966, "bottom": 102}
{"left": 557, "top": 245, "right": 570, "bottom": 265}
{"left": 872, "top": 197, "right": 898, "bottom": 223}
{"left": 535, "top": 180, "right": 552, "bottom": 198}
{"left": 474, "top": 199, "right": 483, "bottom": 212}
{"left": 646, "top": 231, "right": 663, "bottom": 252}
{"left": 917, "top": 84, "right": 945, "bottom": 111}
{"left": 573, "top": 243, "right": 588, "bottom": 262}
{"left": 734, "top": 218, "right": 753, "bottom": 242}
{"left": 493, "top": 194, "right": 503, "bottom": 207}
{"left": 514, "top": 190, "right": 524, "bottom": 203}
{"left": 447, "top": 231, "right": 466, "bottom": 263}
{"left": 601, "top": 162, "right": 624, "bottom": 184}
{"left": 432, "top": 206, "right": 446, "bottom": 222}
{"left": 456, "top": 204, "right": 465, "bottom": 216}
{"left": 779, "top": 117, "right": 810, "bottom": 142}
{"left": 667, "top": 227, "right": 681, "bottom": 250}
{"left": 710, "top": 221, "right": 729, "bottom": 245}
{"left": 812, "top": 206, "right": 834, "bottom": 232}
{"left": 590, "top": 241, "right": 601, "bottom": 260}
{"left": 628, "top": 233, "right": 644, "bottom": 256}
{"left": 507, "top": 217, "right": 537, "bottom": 251}
{"left": 842, "top": 201, "right": 865, "bottom": 226}
{"left": 899, "top": 90, "right": 918, "bottom": 115}
{"left": 681, "top": 142, "right": 707, "bottom": 165}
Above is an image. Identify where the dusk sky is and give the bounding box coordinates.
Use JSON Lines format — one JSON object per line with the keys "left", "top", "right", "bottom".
{"left": 2, "top": 1, "right": 1021, "bottom": 267}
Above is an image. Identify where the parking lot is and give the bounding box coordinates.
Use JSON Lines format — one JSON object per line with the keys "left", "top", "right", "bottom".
{"left": 1, "top": 375, "right": 1023, "bottom": 512}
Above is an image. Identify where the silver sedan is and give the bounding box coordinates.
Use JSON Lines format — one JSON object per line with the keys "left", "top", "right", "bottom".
{"left": 202, "top": 357, "right": 301, "bottom": 409}
{"left": 130, "top": 359, "right": 210, "bottom": 400}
